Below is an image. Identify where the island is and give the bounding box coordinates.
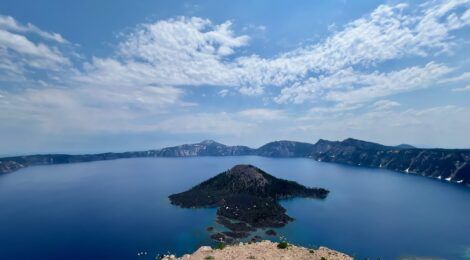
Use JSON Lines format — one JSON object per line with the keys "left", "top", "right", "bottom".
{"left": 168, "top": 164, "right": 329, "bottom": 242}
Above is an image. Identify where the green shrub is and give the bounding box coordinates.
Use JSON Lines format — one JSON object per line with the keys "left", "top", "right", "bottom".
{"left": 204, "top": 256, "right": 215, "bottom": 260}
{"left": 215, "top": 242, "right": 225, "bottom": 250}
{"left": 321, "top": 257, "right": 327, "bottom": 260}
{"left": 309, "top": 249, "right": 315, "bottom": 254}
{"left": 277, "top": 241, "right": 289, "bottom": 249}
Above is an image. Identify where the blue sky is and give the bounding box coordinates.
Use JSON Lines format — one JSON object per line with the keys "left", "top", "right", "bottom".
{"left": 0, "top": 0, "right": 469, "bottom": 155}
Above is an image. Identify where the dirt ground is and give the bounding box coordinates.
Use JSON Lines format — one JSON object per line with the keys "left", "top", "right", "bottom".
{"left": 162, "top": 240, "right": 352, "bottom": 260}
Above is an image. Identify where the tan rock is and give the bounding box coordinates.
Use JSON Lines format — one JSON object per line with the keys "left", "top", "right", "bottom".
{"left": 163, "top": 240, "right": 352, "bottom": 260}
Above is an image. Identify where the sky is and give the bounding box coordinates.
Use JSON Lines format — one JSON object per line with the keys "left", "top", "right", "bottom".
{"left": 0, "top": 0, "right": 469, "bottom": 155}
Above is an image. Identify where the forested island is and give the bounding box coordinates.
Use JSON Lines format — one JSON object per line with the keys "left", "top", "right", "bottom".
{"left": 169, "top": 164, "right": 328, "bottom": 242}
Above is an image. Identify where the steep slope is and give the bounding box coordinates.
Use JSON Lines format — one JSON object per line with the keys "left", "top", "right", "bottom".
{"left": 310, "top": 138, "right": 470, "bottom": 185}
{"left": 255, "top": 140, "right": 315, "bottom": 157}
{"left": 156, "top": 140, "right": 254, "bottom": 156}
{"left": 0, "top": 151, "right": 156, "bottom": 173}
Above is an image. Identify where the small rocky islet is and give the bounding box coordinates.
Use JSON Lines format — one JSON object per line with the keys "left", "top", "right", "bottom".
{"left": 168, "top": 164, "right": 329, "bottom": 242}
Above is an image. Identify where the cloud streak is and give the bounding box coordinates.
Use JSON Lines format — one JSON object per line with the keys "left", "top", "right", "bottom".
{"left": 0, "top": 15, "right": 71, "bottom": 83}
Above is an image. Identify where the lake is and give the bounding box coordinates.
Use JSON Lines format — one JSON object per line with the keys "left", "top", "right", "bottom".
{"left": 0, "top": 156, "right": 469, "bottom": 259}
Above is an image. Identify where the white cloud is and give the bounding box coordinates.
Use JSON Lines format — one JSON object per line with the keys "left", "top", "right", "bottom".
{"left": 325, "top": 62, "right": 452, "bottom": 104}
{"left": 74, "top": 0, "right": 470, "bottom": 101}
{"left": 218, "top": 89, "right": 229, "bottom": 97}
{"left": 0, "top": 84, "right": 193, "bottom": 134}
{"left": 292, "top": 105, "right": 470, "bottom": 148}
{"left": 0, "top": 15, "right": 71, "bottom": 82}
{"left": 238, "top": 85, "right": 264, "bottom": 96}
{"left": 308, "top": 103, "right": 363, "bottom": 115}
{"left": 238, "top": 0, "right": 469, "bottom": 89}
{"left": 141, "top": 112, "right": 256, "bottom": 135}
{"left": 0, "top": 0, "right": 469, "bottom": 149}
{"left": 236, "top": 108, "right": 286, "bottom": 120}
{"left": 0, "top": 15, "right": 67, "bottom": 43}
{"left": 439, "top": 71, "right": 470, "bottom": 84}
{"left": 276, "top": 62, "right": 452, "bottom": 104}
{"left": 371, "top": 100, "right": 401, "bottom": 110}
{"left": 0, "top": 30, "right": 69, "bottom": 67}
{"left": 77, "top": 17, "right": 249, "bottom": 88}
{"left": 452, "top": 85, "right": 470, "bottom": 91}
{"left": 26, "top": 0, "right": 456, "bottom": 119}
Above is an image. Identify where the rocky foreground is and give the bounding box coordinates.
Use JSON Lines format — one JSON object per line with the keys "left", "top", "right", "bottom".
{"left": 162, "top": 240, "right": 352, "bottom": 260}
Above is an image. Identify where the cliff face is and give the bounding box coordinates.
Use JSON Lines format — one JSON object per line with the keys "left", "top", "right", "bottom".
{"left": 0, "top": 160, "right": 24, "bottom": 173}
{"left": 256, "top": 140, "right": 315, "bottom": 157}
{"left": 0, "top": 152, "right": 157, "bottom": 172}
{"left": 310, "top": 138, "right": 470, "bottom": 185}
{"left": 156, "top": 140, "right": 254, "bottom": 157}
{"left": 1, "top": 138, "right": 469, "bottom": 186}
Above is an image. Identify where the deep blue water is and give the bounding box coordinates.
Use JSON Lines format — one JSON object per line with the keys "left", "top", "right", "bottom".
{"left": 0, "top": 156, "right": 469, "bottom": 259}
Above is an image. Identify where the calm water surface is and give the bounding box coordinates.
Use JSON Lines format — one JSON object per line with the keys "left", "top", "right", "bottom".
{"left": 0, "top": 156, "right": 469, "bottom": 259}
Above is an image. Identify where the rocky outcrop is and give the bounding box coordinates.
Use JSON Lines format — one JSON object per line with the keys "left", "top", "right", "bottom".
{"left": 161, "top": 240, "right": 352, "bottom": 260}
{"left": 0, "top": 160, "right": 24, "bottom": 173}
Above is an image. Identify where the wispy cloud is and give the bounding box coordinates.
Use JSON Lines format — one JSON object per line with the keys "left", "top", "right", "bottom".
{"left": 237, "top": 108, "right": 286, "bottom": 121}
{"left": 0, "top": 15, "right": 71, "bottom": 82}
{"left": 452, "top": 85, "right": 470, "bottom": 91}
{"left": 325, "top": 62, "right": 452, "bottom": 104}
{"left": 292, "top": 105, "right": 470, "bottom": 148}
{"left": 371, "top": 100, "right": 401, "bottom": 111}
{"left": 0, "top": 15, "right": 67, "bottom": 43}
{"left": 0, "top": 0, "right": 469, "bottom": 149}
{"left": 0, "top": 84, "right": 194, "bottom": 135}
{"left": 76, "top": 17, "right": 250, "bottom": 88}
{"left": 73, "top": 0, "right": 470, "bottom": 104}
{"left": 440, "top": 71, "right": 470, "bottom": 84}
{"left": 218, "top": 89, "right": 229, "bottom": 97}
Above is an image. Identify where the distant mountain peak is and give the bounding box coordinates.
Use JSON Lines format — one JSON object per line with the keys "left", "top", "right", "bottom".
{"left": 341, "top": 138, "right": 386, "bottom": 149}
{"left": 396, "top": 144, "right": 416, "bottom": 149}
{"left": 342, "top": 137, "right": 368, "bottom": 144}
{"left": 226, "top": 164, "right": 269, "bottom": 187}
{"left": 199, "top": 139, "right": 221, "bottom": 145}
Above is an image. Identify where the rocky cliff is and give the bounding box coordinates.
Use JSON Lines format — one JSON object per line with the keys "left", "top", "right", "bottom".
{"left": 1, "top": 138, "right": 469, "bottom": 186}
{"left": 310, "top": 138, "right": 470, "bottom": 185}
{"left": 156, "top": 140, "right": 254, "bottom": 157}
